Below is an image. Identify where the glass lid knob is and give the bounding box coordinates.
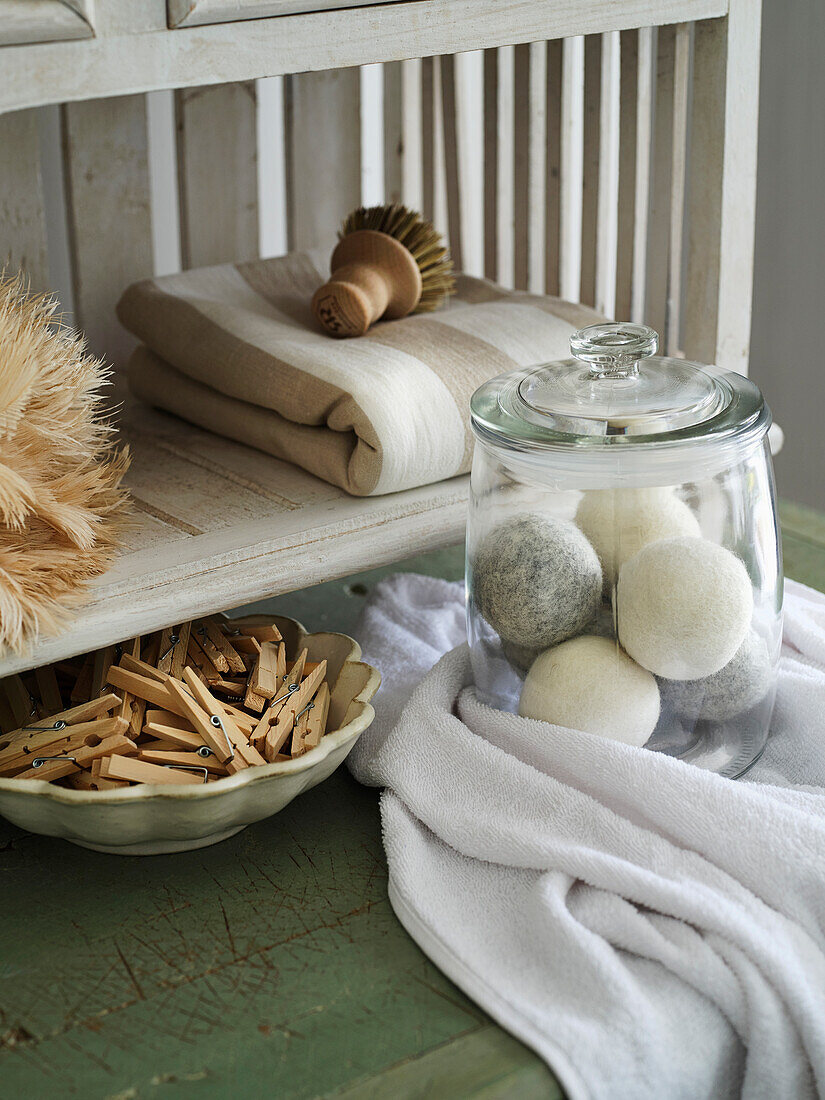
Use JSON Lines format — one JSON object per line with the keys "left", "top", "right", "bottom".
{"left": 570, "top": 322, "right": 659, "bottom": 379}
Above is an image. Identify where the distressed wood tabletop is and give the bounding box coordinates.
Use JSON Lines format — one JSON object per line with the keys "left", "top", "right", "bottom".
{"left": 1, "top": 501, "right": 823, "bottom": 1099}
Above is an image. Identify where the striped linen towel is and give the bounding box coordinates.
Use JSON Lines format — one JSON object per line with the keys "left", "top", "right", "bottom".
{"left": 117, "top": 248, "right": 602, "bottom": 497}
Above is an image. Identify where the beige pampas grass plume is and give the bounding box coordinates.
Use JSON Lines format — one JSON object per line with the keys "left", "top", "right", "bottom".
{"left": 0, "top": 274, "right": 130, "bottom": 653}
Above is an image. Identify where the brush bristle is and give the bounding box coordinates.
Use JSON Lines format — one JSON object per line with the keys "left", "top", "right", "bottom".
{"left": 340, "top": 203, "right": 456, "bottom": 312}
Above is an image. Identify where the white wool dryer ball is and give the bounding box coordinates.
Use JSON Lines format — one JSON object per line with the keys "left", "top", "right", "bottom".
{"left": 473, "top": 513, "right": 602, "bottom": 651}
{"left": 576, "top": 486, "right": 700, "bottom": 585}
{"left": 658, "top": 630, "right": 772, "bottom": 721}
{"left": 518, "top": 635, "right": 660, "bottom": 746}
{"left": 617, "top": 536, "right": 753, "bottom": 680}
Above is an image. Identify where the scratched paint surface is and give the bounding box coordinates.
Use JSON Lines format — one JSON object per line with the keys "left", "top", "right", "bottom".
{"left": 0, "top": 544, "right": 561, "bottom": 1098}
{"left": 0, "top": 770, "right": 499, "bottom": 1098}
{"left": 0, "top": 517, "right": 818, "bottom": 1099}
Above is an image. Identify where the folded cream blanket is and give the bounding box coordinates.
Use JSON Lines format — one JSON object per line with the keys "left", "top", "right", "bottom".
{"left": 117, "top": 250, "right": 601, "bottom": 496}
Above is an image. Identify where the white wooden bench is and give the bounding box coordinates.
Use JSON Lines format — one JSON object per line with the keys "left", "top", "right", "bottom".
{"left": 0, "top": 0, "right": 761, "bottom": 673}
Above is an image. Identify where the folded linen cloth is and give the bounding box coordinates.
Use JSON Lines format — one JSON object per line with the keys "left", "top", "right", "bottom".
{"left": 349, "top": 572, "right": 825, "bottom": 1100}
{"left": 117, "top": 250, "right": 601, "bottom": 496}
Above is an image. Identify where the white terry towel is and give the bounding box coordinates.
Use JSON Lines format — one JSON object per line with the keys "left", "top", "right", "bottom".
{"left": 348, "top": 573, "right": 825, "bottom": 1100}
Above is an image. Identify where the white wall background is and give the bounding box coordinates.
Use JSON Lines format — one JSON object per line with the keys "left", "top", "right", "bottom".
{"left": 749, "top": 0, "right": 825, "bottom": 511}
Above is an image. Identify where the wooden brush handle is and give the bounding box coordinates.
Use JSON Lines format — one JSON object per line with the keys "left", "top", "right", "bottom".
{"left": 312, "top": 229, "right": 422, "bottom": 337}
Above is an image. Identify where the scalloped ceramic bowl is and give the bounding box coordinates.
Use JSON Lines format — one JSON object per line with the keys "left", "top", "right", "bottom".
{"left": 0, "top": 615, "right": 380, "bottom": 855}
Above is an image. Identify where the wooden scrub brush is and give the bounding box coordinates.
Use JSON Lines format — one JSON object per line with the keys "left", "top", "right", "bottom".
{"left": 312, "top": 203, "right": 456, "bottom": 337}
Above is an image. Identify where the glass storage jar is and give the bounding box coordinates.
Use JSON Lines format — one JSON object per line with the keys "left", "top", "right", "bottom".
{"left": 466, "top": 323, "right": 782, "bottom": 778}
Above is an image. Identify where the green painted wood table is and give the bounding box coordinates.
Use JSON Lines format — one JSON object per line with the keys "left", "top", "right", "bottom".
{"left": 1, "top": 500, "right": 823, "bottom": 1099}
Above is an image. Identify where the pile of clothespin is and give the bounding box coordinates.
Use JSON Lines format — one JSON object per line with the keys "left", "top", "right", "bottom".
{"left": 0, "top": 618, "right": 330, "bottom": 789}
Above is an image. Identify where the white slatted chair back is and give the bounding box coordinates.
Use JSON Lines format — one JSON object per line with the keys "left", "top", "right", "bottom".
{"left": 0, "top": 2, "right": 759, "bottom": 376}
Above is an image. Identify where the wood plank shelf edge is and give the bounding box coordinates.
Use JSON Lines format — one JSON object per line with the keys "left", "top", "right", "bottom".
{"left": 0, "top": 402, "right": 467, "bottom": 678}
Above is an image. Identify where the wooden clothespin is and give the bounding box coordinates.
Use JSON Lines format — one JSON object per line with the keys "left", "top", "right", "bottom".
{"left": 70, "top": 654, "right": 95, "bottom": 704}
{"left": 91, "top": 645, "right": 120, "bottom": 699}
{"left": 6, "top": 718, "right": 131, "bottom": 777}
{"left": 1, "top": 675, "right": 36, "bottom": 729}
{"left": 181, "top": 669, "right": 267, "bottom": 769}
{"left": 164, "top": 673, "right": 237, "bottom": 766}
{"left": 119, "top": 637, "right": 147, "bottom": 740}
{"left": 142, "top": 708, "right": 193, "bottom": 730}
{"left": 211, "top": 677, "right": 247, "bottom": 697}
{"left": 290, "top": 704, "right": 312, "bottom": 758}
{"left": 157, "top": 622, "right": 192, "bottom": 678}
{"left": 107, "top": 665, "right": 186, "bottom": 715}
{"left": 242, "top": 683, "right": 268, "bottom": 714}
{"left": 98, "top": 755, "right": 206, "bottom": 786}
{"left": 138, "top": 747, "right": 227, "bottom": 775}
{"left": 141, "top": 718, "right": 205, "bottom": 751}
{"left": 285, "top": 650, "right": 308, "bottom": 685}
{"left": 186, "top": 632, "right": 223, "bottom": 686}
{"left": 201, "top": 618, "right": 246, "bottom": 676}
{"left": 0, "top": 697, "right": 124, "bottom": 775}
{"left": 141, "top": 632, "right": 161, "bottom": 667}
{"left": 247, "top": 641, "right": 284, "bottom": 702}
{"left": 191, "top": 620, "right": 231, "bottom": 675}
{"left": 250, "top": 648, "right": 306, "bottom": 750}
{"left": 264, "top": 656, "right": 326, "bottom": 762}
{"left": 219, "top": 630, "right": 261, "bottom": 661}
{"left": 33, "top": 665, "right": 63, "bottom": 716}
{"left": 118, "top": 652, "right": 169, "bottom": 684}
{"left": 293, "top": 681, "right": 330, "bottom": 757}
{"left": 219, "top": 701, "right": 256, "bottom": 736}
{"left": 15, "top": 729, "right": 136, "bottom": 781}
{"left": 230, "top": 622, "right": 282, "bottom": 645}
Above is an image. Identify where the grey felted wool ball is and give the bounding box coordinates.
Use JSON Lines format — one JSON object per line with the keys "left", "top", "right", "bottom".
{"left": 473, "top": 513, "right": 602, "bottom": 651}
{"left": 576, "top": 486, "right": 700, "bottom": 586}
{"left": 502, "top": 603, "right": 614, "bottom": 674}
{"left": 501, "top": 638, "right": 542, "bottom": 675}
{"left": 658, "top": 630, "right": 772, "bottom": 721}
{"left": 518, "top": 635, "right": 660, "bottom": 746}
{"left": 617, "top": 536, "right": 753, "bottom": 680}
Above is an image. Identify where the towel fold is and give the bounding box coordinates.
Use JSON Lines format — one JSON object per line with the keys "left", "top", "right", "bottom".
{"left": 117, "top": 250, "right": 601, "bottom": 496}
{"left": 349, "top": 572, "right": 825, "bottom": 1100}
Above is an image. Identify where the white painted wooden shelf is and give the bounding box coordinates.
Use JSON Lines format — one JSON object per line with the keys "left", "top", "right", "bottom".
{"left": 0, "top": 402, "right": 468, "bottom": 677}
{"left": 0, "top": 0, "right": 764, "bottom": 681}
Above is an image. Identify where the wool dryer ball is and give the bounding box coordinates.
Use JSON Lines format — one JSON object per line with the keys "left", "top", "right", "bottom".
{"left": 502, "top": 602, "right": 615, "bottom": 674}
{"left": 501, "top": 638, "right": 542, "bottom": 675}
{"left": 473, "top": 513, "right": 602, "bottom": 650}
{"left": 518, "top": 635, "right": 660, "bottom": 746}
{"left": 576, "top": 486, "right": 700, "bottom": 585}
{"left": 658, "top": 630, "right": 772, "bottom": 721}
{"left": 617, "top": 536, "right": 753, "bottom": 679}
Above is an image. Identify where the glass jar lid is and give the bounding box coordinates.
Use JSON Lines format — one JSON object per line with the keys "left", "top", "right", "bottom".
{"left": 470, "top": 323, "right": 769, "bottom": 453}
